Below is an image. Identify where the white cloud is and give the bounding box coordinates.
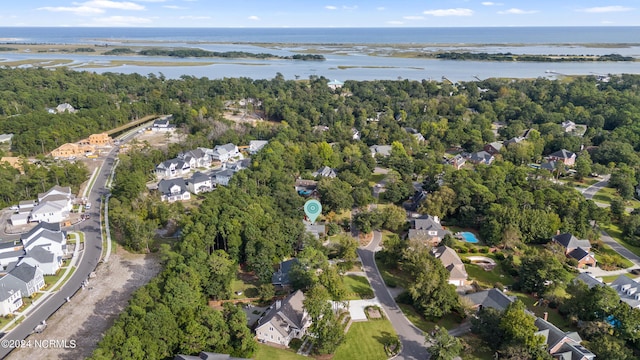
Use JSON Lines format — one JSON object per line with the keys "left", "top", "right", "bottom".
{"left": 342, "top": 5, "right": 358, "bottom": 10}
{"left": 386, "top": 20, "right": 404, "bottom": 25}
{"left": 481, "top": 2, "right": 502, "bottom": 5}
{"left": 325, "top": 5, "right": 337, "bottom": 10}
{"left": 37, "top": 6, "right": 105, "bottom": 15}
{"left": 248, "top": 15, "right": 260, "bottom": 21}
{"left": 498, "top": 8, "right": 539, "bottom": 14}
{"left": 163, "top": 5, "right": 187, "bottom": 9}
{"left": 82, "top": 1, "right": 145, "bottom": 10}
{"left": 91, "top": 15, "right": 153, "bottom": 26}
{"left": 423, "top": 8, "right": 473, "bottom": 16}
{"left": 403, "top": 15, "right": 424, "bottom": 20}
{"left": 580, "top": 6, "right": 633, "bottom": 13}
{"left": 179, "top": 15, "right": 210, "bottom": 19}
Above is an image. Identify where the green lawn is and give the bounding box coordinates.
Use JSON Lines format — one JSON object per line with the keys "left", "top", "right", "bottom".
{"left": 231, "top": 271, "right": 260, "bottom": 299}
{"left": 513, "top": 292, "right": 575, "bottom": 331}
{"left": 593, "top": 187, "right": 640, "bottom": 209}
{"left": 44, "top": 268, "right": 68, "bottom": 287}
{"left": 600, "top": 273, "right": 637, "bottom": 283}
{"left": 398, "top": 303, "right": 462, "bottom": 332}
{"left": 343, "top": 275, "right": 374, "bottom": 300}
{"left": 593, "top": 243, "right": 634, "bottom": 269}
{"left": 465, "top": 264, "right": 515, "bottom": 288}
{"left": 601, "top": 223, "right": 640, "bottom": 258}
{"left": 333, "top": 319, "right": 398, "bottom": 360}
{"left": 52, "top": 266, "right": 77, "bottom": 291}
{"left": 374, "top": 255, "right": 411, "bottom": 289}
{"left": 253, "top": 344, "right": 306, "bottom": 360}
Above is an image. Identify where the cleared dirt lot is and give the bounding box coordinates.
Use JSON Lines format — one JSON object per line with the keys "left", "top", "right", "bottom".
{"left": 7, "top": 249, "right": 161, "bottom": 360}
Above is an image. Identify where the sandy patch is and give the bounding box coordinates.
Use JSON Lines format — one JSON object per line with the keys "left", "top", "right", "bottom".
{"left": 7, "top": 249, "right": 161, "bottom": 360}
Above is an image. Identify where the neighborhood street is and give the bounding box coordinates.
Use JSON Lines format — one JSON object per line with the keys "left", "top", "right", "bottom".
{"left": 0, "top": 129, "right": 140, "bottom": 359}
{"left": 357, "top": 231, "right": 428, "bottom": 360}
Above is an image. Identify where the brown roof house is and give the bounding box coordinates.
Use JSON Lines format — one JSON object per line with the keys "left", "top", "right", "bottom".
{"left": 552, "top": 233, "right": 596, "bottom": 268}
{"left": 255, "top": 290, "right": 311, "bottom": 348}
{"left": 548, "top": 149, "right": 576, "bottom": 166}
{"left": 407, "top": 215, "right": 450, "bottom": 246}
{"left": 431, "top": 246, "right": 468, "bottom": 287}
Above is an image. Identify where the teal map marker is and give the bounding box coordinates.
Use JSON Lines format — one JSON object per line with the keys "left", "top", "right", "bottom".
{"left": 304, "top": 199, "right": 322, "bottom": 224}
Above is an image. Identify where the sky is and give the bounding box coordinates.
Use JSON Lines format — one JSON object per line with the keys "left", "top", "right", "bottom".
{"left": 0, "top": 0, "right": 638, "bottom": 27}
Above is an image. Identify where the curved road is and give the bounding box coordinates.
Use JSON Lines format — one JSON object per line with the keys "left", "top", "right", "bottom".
{"left": 357, "top": 232, "right": 428, "bottom": 360}
{"left": 0, "top": 130, "right": 138, "bottom": 359}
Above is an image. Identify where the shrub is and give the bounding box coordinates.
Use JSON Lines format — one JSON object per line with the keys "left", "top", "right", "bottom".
{"left": 327, "top": 223, "right": 341, "bottom": 236}
{"left": 479, "top": 247, "right": 489, "bottom": 254}
{"left": 495, "top": 252, "right": 506, "bottom": 261}
{"left": 493, "top": 282, "right": 504, "bottom": 290}
{"left": 469, "top": 247, "right": 478, "bottom": 253}
{"left": 289, "top": 338, "right": 303, "bottom": 351}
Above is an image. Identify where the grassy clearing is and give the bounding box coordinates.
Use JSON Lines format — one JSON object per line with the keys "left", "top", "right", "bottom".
{"left": 594, "top": 243, "right": 634, "bottom": 268}
{"left": 512, "top": 292, "right": 575, "bottom": 331}
{"left": 465, "top": 264, "right": 515, "bottom": 288}
{"left": 343, "top": 275, "right": 374, "bottom": 300}
{"left": 333, "top": 319, "right": 397, "bottom": 360}
{"left": 593, "top": 187, "right": 640, "bottom": 208}
{"left": 398, "top": 303, "right": 462, "bottom": 332}
{"left": 253, "top": 344, "right": 306, "bottom": 360}
{"left": 600, "top": 273, "right": 636, "bottom": 283}
{"left": 374, "top": 255, "right": 410, "bottom": 289}
{"left": 601, "top": 223, "right": 640, "bottom": 258}
{"left": 231, "top": 270, "right": 260, "bottom": 299}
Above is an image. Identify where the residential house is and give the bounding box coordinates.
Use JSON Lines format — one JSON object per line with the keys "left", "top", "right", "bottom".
{"left": 407, "top": 215, "right": 450, "bottom": 245}
{"left": 21, "top": 222, "right": 67, "bottom": 261}
{"left": 446, "top": 154, "right": 466, "bottom": 170}
{"left": 0, "top": 287, "right": 22, "bottom": 316}
{"left": 10, "top": 213, "right": 29, "bottom": 226}
{"left": 226, "top": 158, "right": 251, "bottom": 173}
{"left": 186, "top": 172, "right": 213, "bottom": 195}
{"left": 158, "top": 179, "right": 191, "bottom": 202}
{"left": 311, "top": 166, "right": 337, "bottom": 178}
{"left": 483, "top": 141, "right": 503, "bottom": 155}
{"left": 249, "top": 140, "right": 269, "bottom": 154}
{"left": 405, "top": 128, "right": 425, "bottom": 142}
{"left": 18, "top": 200, "right": 36, "bottom": 212}
{"left": 55, "top": 103, "right": 76, "bottom": 114}
{"left": 305, "top": 223, "right": 326, "bottom": 239}
{"left": 548, "top": 149, "right": 577, "bottom": 166}
{"left": 156, "top": 159, "right": 190, "bottom": 179}
{"left": 463, "top": 288, "right": 516, "bottom": 312}
{"left": 409, "top": 190, "right": 428, "bottom": 211}
{"left": 19, "top": 246, "right": 60, "bottom": 275}
{"left": 370, "top": 145, "right": 393, "bottom": 158}
{"left": 467, "top": 151, "right": 495, "bottom": 165}
{"left": 31, "top": 187, "right": 74, "bottom": 224}
{"left": 552, "top": 233, "right": 596, "bottom": 268}
{"left": 255, "top": 290, "right": 311, "bottom": 347}
{"left": 211, "top": 169, "right": 235, "bottom": 186}
{"left": 535, "top": 317, "right": 596, "bottom": 360}
{"left": 295, "top": 179, "right": 317, "bottom": 197}
{"left": 0, "top": 133, "right": 13, "bottom": 144}
{"left": 38, "top": 186, "right": 72, "bottom": 203}
{"left": 574, "top": 272, "right": 604, "bottom": 289}
{"left": 609, "top": 275, "right": 640, "bottom": 308}
{"left": 327, "top": 79, "right": 344, "bottom": 90}
{"left": 152, "top": 116, "right": 173, "bottom": 131}
{"left": 504, "top": 136, "right": 525, "bottom": 146}
{"left": 50, "top": 143, "right": 94, "bottom": 158}
{"left": 562, "top": 121, "right": 576, "bottom": 133}
{"left": 0, "top": 263, "right": 45, "bottom": 297}
{"left": 272, "top": 258, "right": 299, "bottom": 287}
{"left": 0, "top": 250, "right": 25, "bottom": 269}
{"left": 541, "top": 161, "right": 558, "bottom": 172}
{"left": 87, "top": 133, "right": 111, "bottom": 146}
{"left": 351, "top": 128, "right": 361, "bottom": 140}
{"left": 431, "top": 246, "right": 468, "bottom": 286}
{"left": 210, "top": 143, "right": 240, "bottom": 163}
{"left": 179, "top": 149, "right": 211, "bottom": 169}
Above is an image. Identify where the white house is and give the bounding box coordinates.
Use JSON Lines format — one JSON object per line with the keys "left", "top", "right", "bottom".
{"left": 158, "top": 179, "right": 191, "bottom": 202}
{"left": 30, "top": 186, "right": 74, "bottom": 224}
{"left": 311, "top": 166, "right": 337, "bottom": 178}
{"left": 370, "top": 145, "right": 393, "bottom": 158}
{"left": 18, "top": 200, "right": 37, "bottom": 213}
{"left": 10, "top": 213, "right": 29, "bottom": 226}
{"left": 562, "top": 121, "right": 576, "bottom": 133}
{"left": 186, "top": 172, "right": 213, "bottom": 195}
{"left": 152, "top": 116, "right": 174, "bottom": 131}
{"left": 179, "top": 149, "right": 211, "bottom": 169}
{"left": 211, "top": 169, "right": 235, "bottom": 186}
{"left": 156, "top": 159, "right": 192, "bottom": 179}
{"left": 19, "top": 246, "right": 60, "bottom": 276}
{"left": 226, "top": 158, "right": 251, "bottom": 173}
{"left": 249, "top": 140, "right": 269, "bottom": 154}
{"left": 255, "top": 290, "right": 311, "bottom": 347}
{"left": 55, "top": 103, "right": 76, "bottom": 114}
{"left": 21, "top": 222, "right": 67, "bottom": 260}
{"left": 0, "top": 287, "right": 22, "bottom": 316}
{"left": 209, "top": 143, "right": 240, "bottom": 163}
{"left": 0, "top": 263, "right": 45, "bottom": 297}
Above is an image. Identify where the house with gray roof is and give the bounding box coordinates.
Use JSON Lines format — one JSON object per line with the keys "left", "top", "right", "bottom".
{"left": 552, "top": 233, "right": 596, "bottom": 268}
{"left": 0, "top": 134, "right": 13, "bottom": 144}
{"left": 535, "top": 317, "right": 595, "bottom": 360}
{"left": 0, "top": 287, "right": 22, "bottom": 316}
{"left": 272, "top": 258, "right": 299, "bottom": 287}
{"left": 408, "top": 215, "right": 450, "bottom": 246}
{"left": 21, "top": 222, "right": 67, "bottom": 261}
{"left": 370, "top": 145, "right": 392, "bottom": 158}
{"left": 255, "top": 290, "right": 311, "bottom": 347}
{"left": 305, "top": 223, "right": 326, "bottom": 239}
{"left": 211, "top": 169, "right": 235, "bottom": 186}
{"left": 19, "top": 245, "right": 60, "bottom": 275}
{"left": 0, "top": 249, "right": 26, "bottom": 270}
{"left": 574, "top": 272, "right": 604, "bottom": 289}
{"left": 610, "top": 275, "right": 640, "bottom": 308}
{"left": 548, "top": 149, "right": 576, "bottom": 166}
{"left": 311, "top": 166, "right": 337, "bottom": 178}
{"left": 562, "top": 121, "right": 576, "bottom": 133}
{"left": 210, "top": 143, "right": 240, "bottom": 163}
{"left": 186, "top": 172, "right": 213, "bottom": 195}
{"left": 463, "top": 288, "right": 516, "bottom": 312}
{"left": 483, "top": 141, "right": 503, "bottom": 155}
{"left": 226, "top": 158, "right": 251, "bottom": 173}
{"left": 156, "top": 158, "right": 190, "bottom": 179}
{"left": 0, "top": 263, "right": 44, "bottom": 297}
{"left": 178, "top": 148, "right": 211, "bottom": 169}
{"left": 158, "top": 178, "right": 191, "bottom": 203}
{"left": 467, "top": 151, "right": 495, "bottom": 165}
{"left": 249, "top": 140, "right": 269, "bottom": 154}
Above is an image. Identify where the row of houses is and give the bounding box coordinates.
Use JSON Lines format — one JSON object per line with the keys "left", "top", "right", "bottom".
{"left": 10, "top": 186, "right": 75, "bottom": 226}
{"left": 0, "top": 222, "right": 68, "bottom": 315}
{"left": 464, "top": 288, "right": 596, "bottom": 360}
{"left": 51, "top": 133, "right": 112, "bottom": 158}
{"left": 445, "top": 147, "right": 577, "bottom": 170}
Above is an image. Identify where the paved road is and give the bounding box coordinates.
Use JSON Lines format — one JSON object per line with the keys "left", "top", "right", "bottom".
{"left": 0, "top": 130, "right": 140, "bottom": 359}
{"left": 580, "top": 175, "right": 610, "bottom": 200}
{"left": 357, "top": 231, "right": 428, "bottom": 360}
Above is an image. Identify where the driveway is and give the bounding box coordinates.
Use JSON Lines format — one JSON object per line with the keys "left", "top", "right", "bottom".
{"left": 357, "top": 231, "right": 428, "bottom": 360}
{"left": 580, "top": 175, "right": 610, "bottom": 200}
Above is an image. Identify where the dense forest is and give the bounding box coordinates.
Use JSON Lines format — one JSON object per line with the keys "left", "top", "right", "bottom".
{"left": 5, "top": 67, "right": 640, "bottom": 358}
{"left": 434, "top": 52, "right": 635, "bottom": 62}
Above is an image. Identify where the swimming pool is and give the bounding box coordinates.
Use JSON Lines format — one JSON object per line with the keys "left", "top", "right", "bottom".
{"left": 461, "top": 232, "right": 479, "bottom": 243}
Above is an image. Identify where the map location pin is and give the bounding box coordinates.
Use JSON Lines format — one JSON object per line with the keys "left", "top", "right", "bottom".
{"left": 304, "top": 199, "right": 322, "bottom": 224}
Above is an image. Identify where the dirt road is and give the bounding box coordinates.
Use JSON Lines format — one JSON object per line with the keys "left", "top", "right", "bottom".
{"left": 7, "top": 249, "right": 161, "bottom": 360}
